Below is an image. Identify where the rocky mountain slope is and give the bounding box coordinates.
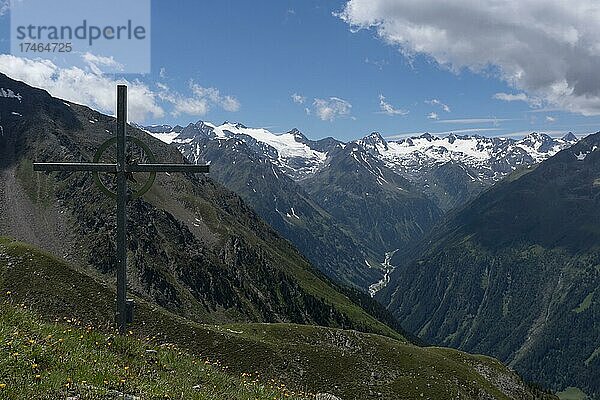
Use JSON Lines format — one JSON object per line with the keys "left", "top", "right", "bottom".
{"left": 379, "top": 133, "right": 600, "bottom": 398}
{"left": 0, "top": 72, "right": 401, "bottom": 338}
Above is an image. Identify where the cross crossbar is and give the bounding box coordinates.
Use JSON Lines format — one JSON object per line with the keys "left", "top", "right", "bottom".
{"left": 33, "top": 163, "right": 118, "bottom": 172}
{"left": 33, "top": 163, "right": 209, "bottom": 174}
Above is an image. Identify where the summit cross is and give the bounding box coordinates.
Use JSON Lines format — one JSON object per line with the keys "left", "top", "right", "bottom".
{"left": 33, "top": 85, "right": 210, "bottom": 334}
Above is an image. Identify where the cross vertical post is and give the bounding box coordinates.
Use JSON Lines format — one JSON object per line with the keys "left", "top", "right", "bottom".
{"left": 116, "top": 85, "right": 128, "bottom": 334}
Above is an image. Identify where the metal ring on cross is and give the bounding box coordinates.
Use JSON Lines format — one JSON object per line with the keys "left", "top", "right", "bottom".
{"left": 92, "top": 136, "right": 157, "bottom": 199}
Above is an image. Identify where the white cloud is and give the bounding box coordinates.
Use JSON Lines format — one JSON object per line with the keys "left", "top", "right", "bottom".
{"left": 493, "top": 92, "right": 542, "bottom": 107}
{"left": 158, "top": 84, "right": 208, "bottom": 117}
{"left": 0, "top": 55, "right": 240, "bottom": 121}
{"left": 435, "top": 118, "right": 515, "bottom": 124}
{"left": 378, "top": 94, "right": 409, "bottom": 116}
{"left": 190, "top": 82, "right": 240, "bottom": 112}
{"left": 339, "top": 0, "right": 600, "bottom": 115}
{"left": 82, "top": 53, "right": 124, "bottom": 75}
{"left": 427, "top": 112, "right": 439, "bottom": 120}
{"left": 291, "top": 93, "right": 306, "bottom": 104}
{"left": 0, "top": 54, "right": 163, "bottom": 121}
{"left": 365, "top": 57, "right": 388, "bottom": 70}
{"left": 546, "top": 116, "right": 556, "bottom": 122}
{"left": 313, "top": 97, "right": 352, "bottom": 121}
{"left": 425, "top": 99, "right": 450, "bottom": 112}
{"left": 159, "top": 81, "right": 240, "bottom": 117}
{"left": 493, "top": 92, "right": 528, "bottom": 102}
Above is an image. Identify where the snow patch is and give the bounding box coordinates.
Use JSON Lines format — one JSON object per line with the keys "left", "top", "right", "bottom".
{"left": 0, "top": 88, "right": 22, "bottom": 101}
{"left": 285, "top": 207, "right": 300, "bottom": 220}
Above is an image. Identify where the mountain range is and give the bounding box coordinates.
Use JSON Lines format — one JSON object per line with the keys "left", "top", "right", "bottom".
{"left": 144, "top": 121, "right": 577, "bottom": 294}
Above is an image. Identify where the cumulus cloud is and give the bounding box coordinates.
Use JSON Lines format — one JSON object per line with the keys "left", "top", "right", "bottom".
{"left": 0, "top": 54, "right": 240, "bottom": 121}
{"left": 158, "top": 81, "right": 240, "bottom": 117}
{"left": 291, "top": 94, "right": 353, "bottom": 121}
{"left": 0, "top": 54, "right": 163, "bottom": 121}
{"left": 313, "top": 97, "right": 352, "bottom": 121}
{"left": 190, "top": 82, "right": 240, "bottom": 112}
{"left": 291, "top": 93, "right": 306, "bottom": 104}
{"left": 378, "top": 94, "right": 409, "bottom": 116}
{"left": 82, "top": 53, "right": 124, "bottom": 75}
{"left": 425, "top": 99, "right": 450, "bottom": 113}
{"left": 427, "top": 112, "right": 439, "bottom": 120}
{"left": 157, "top": 83, "right": 208, "bottom": 117}
{"left": 338, "top": 0, "right": 600, "bottom": 115}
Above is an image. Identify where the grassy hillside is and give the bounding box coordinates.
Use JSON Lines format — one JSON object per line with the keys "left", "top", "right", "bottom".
{"left": 0, "top": 237, "right": 558, "bottom": 399}
{"left": 0, "top": 301, "right": 310, "bottom": 399}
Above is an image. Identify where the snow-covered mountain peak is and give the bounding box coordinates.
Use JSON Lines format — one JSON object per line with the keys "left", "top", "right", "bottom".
{"left": 515, "top": 132, "right": 577, "bottom": 162}
{"left": 357, "top": 132, "right": 388, "bottom": 154}
{"left": 146, "top": 120, "right": 328, "bottom": 180}
{"left": 418, "top": 132, "right": 436, "bottom": 142}
{"left": 384, "top": 133, "right": 494, "bottom": 163}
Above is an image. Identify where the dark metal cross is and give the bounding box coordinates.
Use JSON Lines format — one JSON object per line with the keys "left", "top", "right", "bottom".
{"left": 33, "top": 85, "right": 209, "bottom": 334}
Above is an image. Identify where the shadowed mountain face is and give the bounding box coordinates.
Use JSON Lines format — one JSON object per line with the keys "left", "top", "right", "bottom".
{"left": 0, "top": 73, "right": 403, "bottom": 338}
{"left": 379, "top": 133, "right": 600, "bottom": 398}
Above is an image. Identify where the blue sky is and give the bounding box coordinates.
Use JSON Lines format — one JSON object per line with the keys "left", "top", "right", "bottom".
{"left": 1, "top": 0, "right": 600, "bottom": 141}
